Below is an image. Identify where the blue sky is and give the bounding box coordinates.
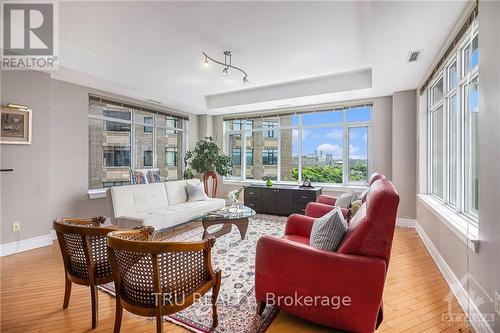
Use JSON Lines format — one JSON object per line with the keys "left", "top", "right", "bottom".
{"left": 292, "top": 106, "right": 371, "bottom": 159}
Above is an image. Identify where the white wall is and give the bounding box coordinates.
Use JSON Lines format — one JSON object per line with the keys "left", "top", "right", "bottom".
{"left": 1, "top": 71, "right": 197, "bottom": 244}
{"left": 417, "top": 1, "right": 500, "bottom": 329}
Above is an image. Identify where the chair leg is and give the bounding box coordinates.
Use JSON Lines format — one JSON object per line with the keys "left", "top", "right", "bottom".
{"left": 113, "top": 296, "right": 123, "bottom": 333}
{"left": 90, "top": 284, "right": 98, "bottom": 329}
{"left": 256, "top": 300, "right": 267, "bottom": 316}
{"left": 63, "top": 276, "right": 72, "bottom": 309}
{"left": 211, "top": 270, "right": 222, "bottom": 327}
{"left": 155, "top": 312, "right": 164, "bottom": 333}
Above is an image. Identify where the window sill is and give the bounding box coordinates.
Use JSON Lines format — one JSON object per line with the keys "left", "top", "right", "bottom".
{"left": 88, "top": 188, "right": 108, "bottom": 200}
{"left": 222, "top": 179, "right": 368, "bottom": 192}
{"left": 417, "top": 194, "right": 479, "bottom": 252}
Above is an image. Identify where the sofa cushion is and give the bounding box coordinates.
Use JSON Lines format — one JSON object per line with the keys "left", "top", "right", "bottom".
{"left": 165, "top": 180, "right": 190, "bottom": 205}
{"left": 110, "top": 182, "right": 169, "bottom": 219}
{"left": 115, "top": 197, "right": 226, "bottom": 231}
{"left": 310, "top": 207, "right": 347, "bottom": 252}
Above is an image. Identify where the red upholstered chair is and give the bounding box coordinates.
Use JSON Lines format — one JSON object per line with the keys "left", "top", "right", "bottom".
{"left": 255, "top": 178, "right": 399, "bottom": 333}
{"left": 314, "top": 172, "right": 386, "bottom": 210}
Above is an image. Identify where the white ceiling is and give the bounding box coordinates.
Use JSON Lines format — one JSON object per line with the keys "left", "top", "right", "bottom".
{"left": 53, "top": 1, "right": 468, "bottom": 115}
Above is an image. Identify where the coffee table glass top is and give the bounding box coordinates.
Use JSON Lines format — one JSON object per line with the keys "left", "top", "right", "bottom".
{"left": 195, "top": 205, "right": 256, "bottom": 222}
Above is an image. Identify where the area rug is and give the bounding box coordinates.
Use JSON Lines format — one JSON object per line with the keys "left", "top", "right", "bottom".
{"left": 99, "top": 214, "right": 286, "bottom": 333}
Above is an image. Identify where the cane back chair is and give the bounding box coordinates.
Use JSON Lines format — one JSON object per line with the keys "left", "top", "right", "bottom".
{"left": 107, "top": 227, "right": 222, "bottom": 333}
{"left": 53, "top": 216, "right": 117, "bottom": 329}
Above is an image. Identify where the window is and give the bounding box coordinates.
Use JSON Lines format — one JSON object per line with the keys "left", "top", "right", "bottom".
{"left": 263, "top": 120, "right": 277, "bottom": 138}
{"left": 165, "top": 147, "right": 178, "bottom": 166}
{"left": 262, "top": 149, "right": 278, "bottom": 165}
{"left": 103, "top": 146, "right": 131, "bottom": 167}
{"left": 144, "top": 116, "right": 153, "bottom": 133}
{"left": 143, "top": 150, "right": 153, "bottom": 167}
{"left": 427, "top": 23, "right": 478, "bottom": 223}
{"left": 348, "top": 126, "right": 369, "bottom": 184}
{"left": 223, "top": 105, "right": 372, "bottom": 184}
{"left": 232, "top": 147, "right": 242, "bottom": 165}
{"left": 88, "top": 98, "right": 186, "bottom": 189}
{"left": 246, "top": 148, "right": 253, "bottom": 166}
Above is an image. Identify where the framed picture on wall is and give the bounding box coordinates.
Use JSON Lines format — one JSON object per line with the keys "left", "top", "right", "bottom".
{"left": 0, "top": 107, "right": 32, "bottom": 144}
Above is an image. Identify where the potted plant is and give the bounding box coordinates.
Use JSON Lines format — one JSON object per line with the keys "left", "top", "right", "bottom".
{"left": 184, "top": 137, "right": 233, "bottom": 196}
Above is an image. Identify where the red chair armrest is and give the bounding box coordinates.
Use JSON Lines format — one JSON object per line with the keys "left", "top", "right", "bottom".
{"left": 284, "top": 214, "right": 315, "bottom": 238}
{"left": 305, "top": 202, "right": 334, "bottom": 218}
{"left": 317, "top": 194, "right": 336, "bottom": 206}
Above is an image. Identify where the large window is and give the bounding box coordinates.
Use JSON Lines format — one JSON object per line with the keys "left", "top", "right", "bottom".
{"left": 427, "top": 24, "right": 478, "bottom": 222}
{"left": 224, "top": 105, "right": 372, "bottom": 185}
{"left": 88, "top": 98, "right": 186, "bottom": 189}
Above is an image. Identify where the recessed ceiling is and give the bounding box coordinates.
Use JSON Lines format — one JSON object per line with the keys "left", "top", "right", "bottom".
{"left": 52, "top": 1, "right": 468, "bottom": 115}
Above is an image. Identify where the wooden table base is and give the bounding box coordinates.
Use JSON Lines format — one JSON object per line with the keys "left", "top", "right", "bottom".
{"left": 202, "top": 217, "right": 249, "bottom": 240}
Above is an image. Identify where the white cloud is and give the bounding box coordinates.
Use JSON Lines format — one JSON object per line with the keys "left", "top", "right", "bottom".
{"left": 317, "top": 143, "right": 343, "bottom": 159}
{"left": 326, "top": 129, "right": 343, "bottom": 139}
{"left": 349, "top": 144, "right": 359, "bottom": 155}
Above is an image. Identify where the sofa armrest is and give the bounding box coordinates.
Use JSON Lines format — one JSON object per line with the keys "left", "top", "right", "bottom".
{"left": 317, "top": 194, "right": 337, "bottom": 206}
{"left": 255, "top": 236, "right": 387, "bottom": 331}
{"left": 305, "top": 202, "right": 334, "bottom": 218}
{"left": 284, "top": 214, "right": 315, "bottom": 238}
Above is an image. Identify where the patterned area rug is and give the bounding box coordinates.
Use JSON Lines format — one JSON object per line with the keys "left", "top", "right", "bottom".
{"left": 99, "top": 214, "right": 286, "bottom": 333}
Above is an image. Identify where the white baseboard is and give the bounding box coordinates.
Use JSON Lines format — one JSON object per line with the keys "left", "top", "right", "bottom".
{"left": 396, "top": 218, "right": 416, "bottom": 228}
{"left": 415, "top": 222, "right": 495, "bottom": 333}
{"left": 0, "top": 232, "right": 56, "bottom": 257}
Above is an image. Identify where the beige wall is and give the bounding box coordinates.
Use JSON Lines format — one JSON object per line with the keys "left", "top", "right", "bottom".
{"left": 392, "top": 90, "right": 417, "bottom": 219}
{"left": 417, "top": 1, "right": 500, "bottom": 327}
{"left": 372, "top": 95, "right": 393, "bottom": 180}
{"left": 1, "top": 71, "right": 197, "bottom": 244}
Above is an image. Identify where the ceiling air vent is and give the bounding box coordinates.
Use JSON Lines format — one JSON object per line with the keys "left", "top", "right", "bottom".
{"left": 407, "top": 50, "right": 421, "bottom": 62}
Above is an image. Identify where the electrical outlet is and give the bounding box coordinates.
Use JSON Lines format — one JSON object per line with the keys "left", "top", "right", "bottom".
{"left": 12, "top": 222, "right": 21, "bottom": 232}
{"left": 495, "top": 291, "right": 500, "bottom": 316}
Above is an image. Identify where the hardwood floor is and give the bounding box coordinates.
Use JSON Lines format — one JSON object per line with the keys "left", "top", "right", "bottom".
{"left": 1, "top": 228, "right": 471, "bottom": 333}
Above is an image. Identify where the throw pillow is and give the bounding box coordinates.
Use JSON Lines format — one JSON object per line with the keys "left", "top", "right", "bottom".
{"left": 348, "top": 199, "right": 363, "bottom": 221}
{"left": 310, "top": 206, "right": 348, "bottom": 252}
{"left": 187, "top": 181, "right": 208, "bottom": 202}
{"left": 335, "top": 192, "right": 358, "bottom": 208}
{"left": 146, "top": 169, "right": 162, "bottom": 183}
{"left": 131, "top": 169, "right": 148, "bottom": 184}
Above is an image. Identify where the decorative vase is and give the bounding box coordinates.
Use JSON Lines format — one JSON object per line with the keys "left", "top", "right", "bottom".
{"left": 266, "top": 179, "right": 273, "bottom": 187}
{"left": 203, "top": 170, "right": 218, "bottom": 197}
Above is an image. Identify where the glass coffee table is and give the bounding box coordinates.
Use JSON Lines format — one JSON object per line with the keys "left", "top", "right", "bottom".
{"left": 193, "top": 205, "right": 256, "bottom": 240}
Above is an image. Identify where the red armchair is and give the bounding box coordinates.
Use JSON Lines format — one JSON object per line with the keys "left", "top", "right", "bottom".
{"left": 255, "top": 179, "right": 399, "bottom": 333}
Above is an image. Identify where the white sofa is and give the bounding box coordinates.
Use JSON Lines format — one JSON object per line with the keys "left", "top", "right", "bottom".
{"left": 108, "top": 179, "right": 226, "bottom": 231}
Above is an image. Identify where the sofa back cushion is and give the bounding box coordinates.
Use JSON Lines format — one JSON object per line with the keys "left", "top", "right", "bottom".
{"left": 165, "top": 179, "right": 201, "bottom": 205}
{"left": 110, "top": 182, "right": 169, "bottom": 218}
{"left": 336, "top": 179, "right": 399, "bottom": 264}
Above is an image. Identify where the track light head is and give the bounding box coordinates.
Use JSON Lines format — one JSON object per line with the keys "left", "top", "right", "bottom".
{"left": 243, "top": 76, "right": 249, "bottom": 85}
{"left": 203, "top": 56, "right": 209, "bottom": 68}
{"left": 222, "top": 67, "right": 228, "bottom": 76}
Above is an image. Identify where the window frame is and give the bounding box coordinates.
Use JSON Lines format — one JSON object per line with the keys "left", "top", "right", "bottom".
{"left": 223, "top": 105, "right": 372, "bottom": 186}
{"left": 426, "top": 22, "right": 478, "bottom": 226}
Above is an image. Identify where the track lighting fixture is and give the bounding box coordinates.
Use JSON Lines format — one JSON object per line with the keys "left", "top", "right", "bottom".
{"left": 202, "top": 50, "right": 249, "bottom": 85}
